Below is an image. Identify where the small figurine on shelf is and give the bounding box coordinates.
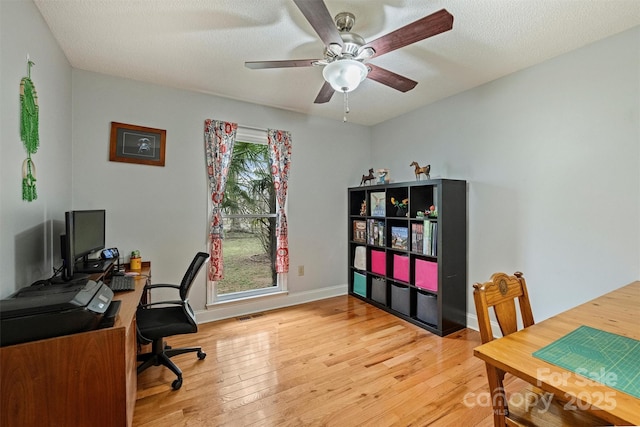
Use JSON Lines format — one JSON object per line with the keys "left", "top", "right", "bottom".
{"left": 377, "top": 168, "right": 390, "bottom": 184}
{"left": 391, "top": 197, "right": 409, "bottom": 217}
{"left": 427, "top": 205, "right": 438, "bottom": 218}
{"left": 360, "top": 168, "right": 375, "bottom": 186}
{"left": 360, "top": 199, "right": 367, "bottom": 216}
{"left": 410, "top": 162, "right": 430, "bottom": 180}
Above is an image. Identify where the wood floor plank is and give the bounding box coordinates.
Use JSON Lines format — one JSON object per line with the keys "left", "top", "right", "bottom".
{"left": 134, "top": 296, "right": 495, "bottom": 426}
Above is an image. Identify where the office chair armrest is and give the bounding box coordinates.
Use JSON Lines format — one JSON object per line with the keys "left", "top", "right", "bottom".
{"left": 143, "top": 283, "right": 180, "bottom": 291}
{"left": 138, "top": 300, "right": 183, "bottom": 309}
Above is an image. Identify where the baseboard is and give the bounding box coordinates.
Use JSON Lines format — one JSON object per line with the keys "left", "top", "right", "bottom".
{"left": 195, "top": 283, "right": 348, "bottom": 324}
{"left": 466, "top": 312, "right": 503, "bottom": 338}
{"left": 466, "top": 313, "right": 480, "bottom": 332}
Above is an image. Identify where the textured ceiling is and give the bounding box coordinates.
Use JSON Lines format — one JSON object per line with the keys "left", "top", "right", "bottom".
{"left": 34, "top": 0, "right": 640, "bottom": 126}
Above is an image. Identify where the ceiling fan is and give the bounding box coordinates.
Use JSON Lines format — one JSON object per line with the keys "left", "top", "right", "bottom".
{"left": 245, "top": 0, "right": 454, "bottom": 117}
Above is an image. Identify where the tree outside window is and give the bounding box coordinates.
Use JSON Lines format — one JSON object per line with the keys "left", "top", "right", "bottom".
{"left": 218, "top": 141, "right": 277, "bottom": 296}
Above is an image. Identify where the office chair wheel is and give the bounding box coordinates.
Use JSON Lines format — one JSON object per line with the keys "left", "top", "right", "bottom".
{"left": 198, "top": 350, "right": 206, "bottom": 360}
{"left": 172, "top": 377, "right": 183, "bottom": 390}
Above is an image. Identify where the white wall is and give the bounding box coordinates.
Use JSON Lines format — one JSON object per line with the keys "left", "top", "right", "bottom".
{"left": 371, "top": 26, "right": 640, "bottom": 323}
{"left": 71, "top": 70, "right": 371, "bottom": 320}
{"left": 0, "top": 0, "right": 72, "bottom": 297}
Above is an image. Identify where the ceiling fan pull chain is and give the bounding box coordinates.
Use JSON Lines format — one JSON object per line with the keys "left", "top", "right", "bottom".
{"left": 343, "top": 90, "right": 350, "bottom": 122}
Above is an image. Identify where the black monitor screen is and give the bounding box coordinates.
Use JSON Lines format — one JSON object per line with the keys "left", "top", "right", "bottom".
{"left": 71, "top": 210, "right": 106, "bottom": 260}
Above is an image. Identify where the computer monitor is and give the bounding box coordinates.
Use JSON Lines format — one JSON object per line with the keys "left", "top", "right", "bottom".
{"left": 61, "top": 209, "right": 106, "bottom": 281}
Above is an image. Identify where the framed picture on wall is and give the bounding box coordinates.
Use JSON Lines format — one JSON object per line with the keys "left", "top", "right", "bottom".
{"left": 109, "top": 122, "right": 166, "bottom": 166}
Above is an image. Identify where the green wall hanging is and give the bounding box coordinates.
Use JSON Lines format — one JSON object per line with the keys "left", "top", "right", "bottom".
{"left": 20, "top": 59, "right": 39, "bottom": 202}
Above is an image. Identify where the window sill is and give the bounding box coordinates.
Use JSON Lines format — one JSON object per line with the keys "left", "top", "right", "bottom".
{"left": 206, "top": 290, "right": 289, "bottom": 308}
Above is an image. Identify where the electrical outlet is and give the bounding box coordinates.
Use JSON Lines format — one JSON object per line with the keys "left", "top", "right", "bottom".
{"left": 298, "top": 265, "right": 304, "bottom": 276}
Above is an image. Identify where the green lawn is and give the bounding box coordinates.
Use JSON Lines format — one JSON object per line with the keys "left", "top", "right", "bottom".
{"left": 217, "top": 230, "right": 273, "bottom": 295}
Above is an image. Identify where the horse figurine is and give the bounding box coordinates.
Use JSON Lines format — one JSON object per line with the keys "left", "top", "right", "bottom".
{"left": 410, "top": 162, "right": 430, "bottom": 180}
{"left": 360, "top": 168, "right": 375, "bottom": 186}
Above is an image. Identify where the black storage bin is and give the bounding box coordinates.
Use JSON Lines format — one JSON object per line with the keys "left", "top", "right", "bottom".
{"left": 371, "top": 277, "right": 387, "bottom": 305}
{"left": 391, "top": 284, "right": 410, "bottom": 316}
{"left": 417, "top": 290, "right": 438, "bottom": 325}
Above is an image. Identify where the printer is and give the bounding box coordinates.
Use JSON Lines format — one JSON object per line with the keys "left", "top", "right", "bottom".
{"left": 0, "top": 279, "right": 114, "bottom": 347}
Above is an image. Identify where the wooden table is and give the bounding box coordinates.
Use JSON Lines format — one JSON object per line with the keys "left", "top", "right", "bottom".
{"left": 0, "top": 262, "right": 150, "bottom": 427}
{"left": 474, "top": 280, "right": 640, "bottom": 426}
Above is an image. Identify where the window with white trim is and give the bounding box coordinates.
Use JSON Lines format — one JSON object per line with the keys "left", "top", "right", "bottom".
{"left": 207, "top": 127, "right": 287, "bottom": 304}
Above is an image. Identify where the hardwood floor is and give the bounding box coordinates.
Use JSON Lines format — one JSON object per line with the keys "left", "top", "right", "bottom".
{"left": 134, "top": 296, "right": 499, "bottom": 427}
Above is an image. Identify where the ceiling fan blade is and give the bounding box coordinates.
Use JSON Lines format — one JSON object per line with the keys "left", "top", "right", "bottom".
{"left": 365, "top": 9, "right": 453, "bottom": 58}
{"left": 293, "top": 0, "right": 343, "bottom": 47}
{"left": 245, "top": 59, "right": 321, "bottom": 69}
{"left": 314, "top": 81, "right": 334, "bottom": 104}
{"left": 366, "top": 64, "right": 418, "bottom": 92}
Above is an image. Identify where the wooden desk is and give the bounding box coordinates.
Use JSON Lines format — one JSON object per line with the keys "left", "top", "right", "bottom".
{"left": 0, "top": 262, "right": 151, "bottom": 427}
{"left": 474, "top": 281, "right": 640, "bottom": 426}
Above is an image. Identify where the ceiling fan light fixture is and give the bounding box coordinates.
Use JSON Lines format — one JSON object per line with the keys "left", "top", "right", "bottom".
{"left": 322, "top": 59, "right": 368, "bottom": 93}
{"left": 356, "top": 46, "right": 375, "bottom": 61}
{"left": 327, "top": 43, "right": 343, "bottom": 57}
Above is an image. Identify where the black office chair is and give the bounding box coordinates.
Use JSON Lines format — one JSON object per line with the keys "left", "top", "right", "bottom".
{"left": 136, "top": 251, "right": 209, "bottom": 390}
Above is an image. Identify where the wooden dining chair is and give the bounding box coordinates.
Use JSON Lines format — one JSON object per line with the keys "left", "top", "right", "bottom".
{"left": 473, "top": 272, "right": 608, "bottom": 427}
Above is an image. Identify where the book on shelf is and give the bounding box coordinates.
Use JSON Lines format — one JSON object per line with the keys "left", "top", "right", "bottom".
{"left": 423, "top": 220, "right": 438, "bottom": 256}
{"left": 431, "top": 222, "right": 438, "bottom": 256}
{"left": 411, "top": 222, "right": 424, "bottom": 253}
{"left": 370, "top": 192, "right": 385, "bottom": 217}
{"left": 353, "top": 246, "right": 367, "bottom": 271}
{"left": 367, "top": 219, "right": 385, "bottom": 246}
{"left": 353, "top": 220, "right": 367, "bottom": 243}
{"left": 391, "top": 226, "right": 408, "bottom": 250}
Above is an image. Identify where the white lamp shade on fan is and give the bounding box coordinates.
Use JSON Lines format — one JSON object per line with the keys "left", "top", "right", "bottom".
{"left": 322, "top": 59, "right": 368, "bottom": 93}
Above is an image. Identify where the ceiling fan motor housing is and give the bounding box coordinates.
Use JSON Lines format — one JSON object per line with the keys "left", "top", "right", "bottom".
{"left": 340, "top": 32, "right": 366, "bottom": 57}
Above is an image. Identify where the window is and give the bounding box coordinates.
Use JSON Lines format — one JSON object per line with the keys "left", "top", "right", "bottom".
{"left": 209, "top": 127, "right": 287, "bottom": 303}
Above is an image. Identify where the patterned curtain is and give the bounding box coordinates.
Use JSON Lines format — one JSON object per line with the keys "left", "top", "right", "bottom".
{"left": 204, "top": 119, "right": 237, "bottom": 280}
{"left": 267, "top": 129, "right": 292, "bottom": 273}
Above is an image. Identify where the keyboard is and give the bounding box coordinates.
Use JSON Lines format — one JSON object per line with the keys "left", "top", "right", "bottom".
{"left": 108, "top": 275, "right": 136, "bottom": 292}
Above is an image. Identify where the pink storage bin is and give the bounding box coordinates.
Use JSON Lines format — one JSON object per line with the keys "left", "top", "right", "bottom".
{"left": 393, "top": 254, "right": 409, "bottom": 282}
{"left": 371, "top": 249, "right": 386, "bottom": 276}
{"left": 415, "top": 259, "right": 438, "bottom": 292}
